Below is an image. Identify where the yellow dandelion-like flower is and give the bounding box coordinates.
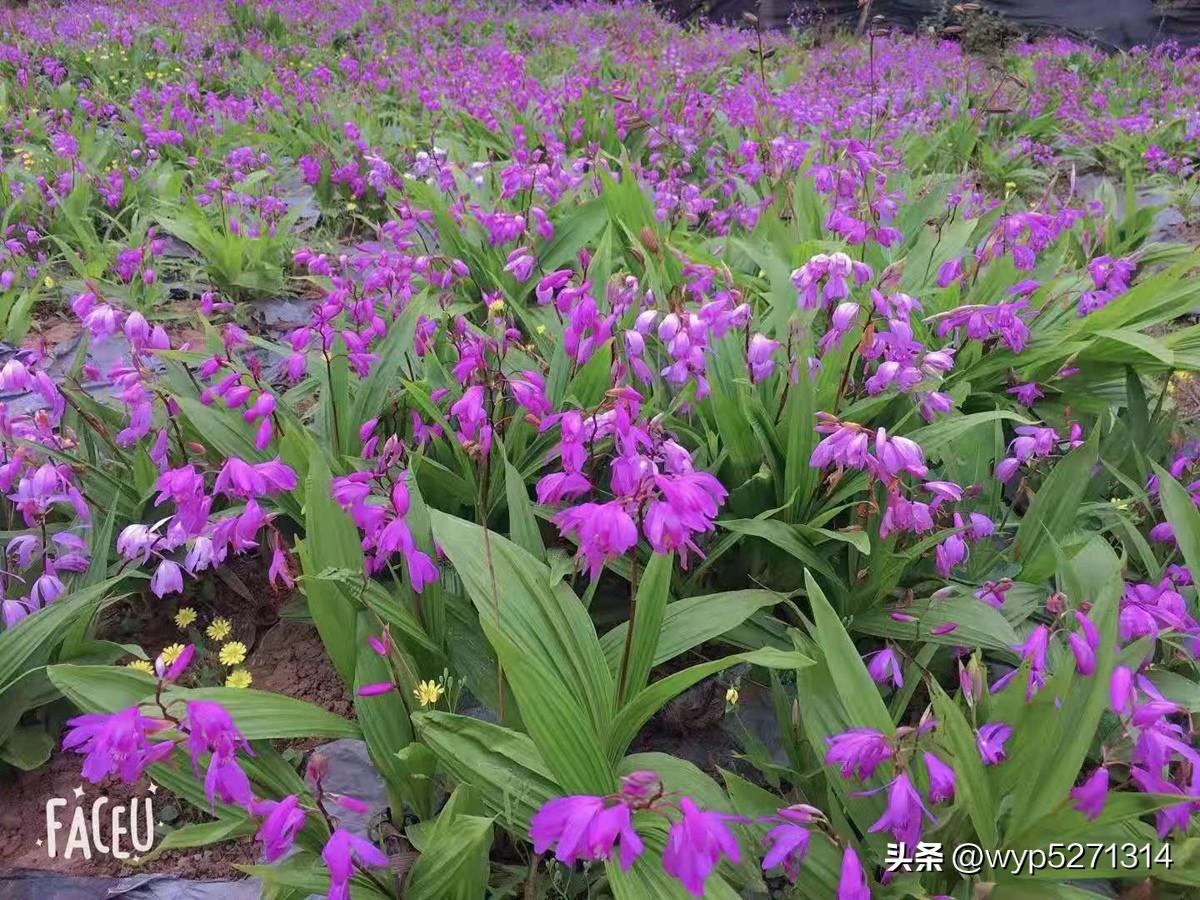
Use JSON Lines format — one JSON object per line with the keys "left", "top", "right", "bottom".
{"left": 345, "top": 201, "right": 358, "bottom": 211}
{"left": 488, "top": 298, "right": 506, "bottom": 315}
{"left": 160, "top": 643, "right": 187, "bottom": 665}
{"left": 725, "top": 687, "right": 740, "bottom": 706}
{"left": 219, "top": 641, "right": 247, "bottom": 667}
{"left": 42, "top": 276, "right": 55, "bottom": 289}
{"left": 127, "top": 659, "right": 154, "bottom": 674}
{"left": 413, "top": 679, "right": 445, "bottom": 708}
{"left": 225, "top": 669, "right": 253, "bottom": 689}
{"left": 174, "top": 607, "right": 198, "bottom": 629}
{"left": 206, "top": 617, "right": 232, "bottom": 641}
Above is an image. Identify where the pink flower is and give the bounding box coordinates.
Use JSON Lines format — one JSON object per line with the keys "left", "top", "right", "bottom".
{"left": 760, "top": 806, "right": 818, "bottom": 882}
{"left": 924, "top": 752, "right": 956, "bottom": 804}
{"left": 868, "top": 771, "right": 933, "bottom": 847}
{"left": 826, "top": 728, "right": 893, "bottom": 781}
{"left": 253, "top": 795, "right": 305, "bottom": 861}
{"left": 836, "top": 846, "right": 870, "bottom": 899}
{"left": 1070, "top": 767, "right": 1109, "bottom": 820}
{"left": 661, "top": 797, "right": 742, "bottom": 897}
{"left": 62, "top": 707, "right": 173, "bottom": 784}
{"left": 552, "top": 501, "right": 638, "bottom": 579}
{"left": 865, "top": 647, "right": 903, "bottom": 688}
{"left": 530, "top": 795, "right": 644, "bottom": 870}
{"left": 150, "top": 559, "right": 184, "bottom": 597}
{"left": 322, "top": 829, "right": 389, "bottom": 900}
{"left": 976, "top": 722, "right": 1012, "bottom": 765}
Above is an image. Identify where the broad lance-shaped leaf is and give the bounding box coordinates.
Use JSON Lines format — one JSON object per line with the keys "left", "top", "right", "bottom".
{"left": 804, "top": 569, "right": 893, "bottom": 735}
{"left": 1007, "top": 538, "right": 1122, "bottom": 827}
{"left": 430, "top": 510, "right": 614, "bottom": 735}
{"left": 930, "top": 680, "right": 999, "bottom": 853}
{"left": 0, "top": 577, "right": 121, "bottom": 691}
{"left": 412, "top": 711, "right": 558, "bottom": 832}
{"left": 47, "top": 665, "right": 360, "bottom": 740}
{"left": 605, "top": 647, "right": 812, "bottom": 763}
{"left": 615, "top": 551, "right": 673, "bottom": 704}
{"left": 1013, "top": 429, "right": 1099, "bottom": 583}
{"left": 1153, "top": 463, "right": 1200, "bottom": 582}
{"left": 405, "top": 786, "right": 493, "bottom": 900}
{"left": 297, "top": 456, "right": 361, "bottom": 685}
{"left": 482, "top": 620, "right": 614, "bottom": 795}
{"left": 600, "top": 588, "right": 784, "bottom": 673}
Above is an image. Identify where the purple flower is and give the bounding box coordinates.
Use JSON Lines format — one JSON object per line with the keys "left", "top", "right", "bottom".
{"left": 661, "top": 797, "right": 742, "bottom": 898}
{"left": 826, "top": 728, "right": 893, "bottom": 781}
{"left": 1069, "top": 767, "right": 1109, "bottom": 820}
{"left": 1110, "top": 665, "right": 1135, "bottom": 715}
{"left": 62, "top": 707, "right": 173, "bottom": 783}
{"left": 836, "top": 846, "right": 870, "bottom": 900}
{"left": 182, "top": 700, "right": 252, "bottom": 774}
{"left": 529, "top": 795, "right": 643, "bottom": 870}
{"left": 204, "top": 754, "right": 253, "bottom": 807}
{"left": 872, "top": 429, "right": 927, "bottom": 479}
{"left": 760, "top": 806, "right": 818, "bottom": 882}
{"left": 322, "top": 829, "right": 389, "bottom": 900}
{"left": 865, "top": 647, "right": 903, "bottom": 688}
{"left": 976, "top": 722, "right": 1012, "bottom": 765}
{"left": 868, "top": 771, "right": 933, "bottom": 847}
{"left": 1006, "top": 382, "right": 1043, "bottom": 407}
{"left": 552, "top": 501, "right": 638, "bottom": 580}
{"left": 150, "top": 559, "right": 184, "bottom": 598}
{"left": 746, "top": 333, "right": 780, "bottom": 383}
{"left": 923, "top": 752, "right": 956, "bottom": 804}
{"left": 253, "top": 795, "right": 306, "bottom": 861}
{"left": 1011, "top": 625, "right": 1050, "bottom": 699}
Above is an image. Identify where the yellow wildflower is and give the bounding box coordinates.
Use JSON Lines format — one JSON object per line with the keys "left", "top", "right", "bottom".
{"left": 206, "top": 617, "right": 232, "bottom": 641}
{"left": 219, "top": 641, "right": 247, "bottom": 667}
{"left": 43, "top": 276, "right": 56, "bottom": 289}
{"left": 225, "top": 669, "right": 253, "bottom": 689}
{"left": 160, "top": 643, "right": 186, "bottom": 665}
{"left": 174, "top": 607, "right": 198, "bottom": 629}
{"left": 725, "top": 687, "right": 739, "bottom": 706}
{"left": 413, "top": 679, "right": 445, "bottom": 708}
{"left": 488, "top": 298, "right": 506, "bottom": 315}
{"left": 127, "top": 659, "right": 154, "bottom": 674}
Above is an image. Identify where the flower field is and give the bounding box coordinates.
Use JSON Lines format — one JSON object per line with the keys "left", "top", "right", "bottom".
{"left": 2, "top": 0, "right": 1200, "bottom": 897}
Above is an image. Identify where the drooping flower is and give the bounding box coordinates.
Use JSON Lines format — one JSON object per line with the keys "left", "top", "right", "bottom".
{"left": 825, "top": 728, "right": 893, "bottom": 781}
{"left": 760, "top": 805, "right": 819, "bottom": 882}
{"left": 661, "top": 797, "right": 743, "bottom": 898}
{"left": 253, "top": 795, "right": 306, "bottom": 862}
{"left": 552, "top": 501, "right": 638, "bottom": 579}
{"left": 865, "top": 647, "right": 903, "bottom": 688}
{"left": 923, "top": 752, "right": 956, "bottom": 804}
{"left": 836, "top": 846, "right": 870, "bottom": 900}
{"left": 976, "top": 722, "right": 1013, "bottom": 765}
{"left": 1069, "top": 767, "right": 1109, "bottom": 820}
{"left": 322, "top": 829, "right": 389, "bottom": 900}
{"left": 62, "top": 707, "right": 173, "bottom": 784}
{"left": 868, "top": 771, "right": 933, "bottom": 847}
{"left": 530, "top": 795, "right": 644, "bottom": 870}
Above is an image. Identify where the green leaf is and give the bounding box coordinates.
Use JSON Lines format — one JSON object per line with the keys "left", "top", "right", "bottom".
{"left": 605, "top": 647, "right": 812, "bottom": 762}
{"left": 47, "top": 665, "right": 360, "bottom": 739}
{"left": 930, "top": 680, "right": 998, "bottom": 851}
{"left": 298, "top": 456, "right": 361, "bottom": 685}
{"left": 412, "top": 711, "right": 558, "bottom": 832}
{"left": 483, "top": 620, "right": 613, "bottom": 795}
{"left": 616, "top": 552, "right": 673, "bottom": 704}
{"left": 804, "top": 570, "right": 893, "bottom": 735}
{"left": 1014, "top": 429, "right": 1100, "bottom": 583}
{"left": 0, "top": 577, "right": 120, "bottom": 690}
{"left": 1154, "top": 463, "right": 1200, "bottom": 584}
{"left": 405, "top": 787, "right": 492, "bottom": 900}
{"left": 600, "top": 589, "right": 784, "bottom": 672}
{"left": 430, "top": 510, "right": 614, "bottom": 735}
{"left": 501, "top": 445, "right": 544, "bottom": 561}
{"left": 140, "top": 817, "right": 256, "bottom": 864}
